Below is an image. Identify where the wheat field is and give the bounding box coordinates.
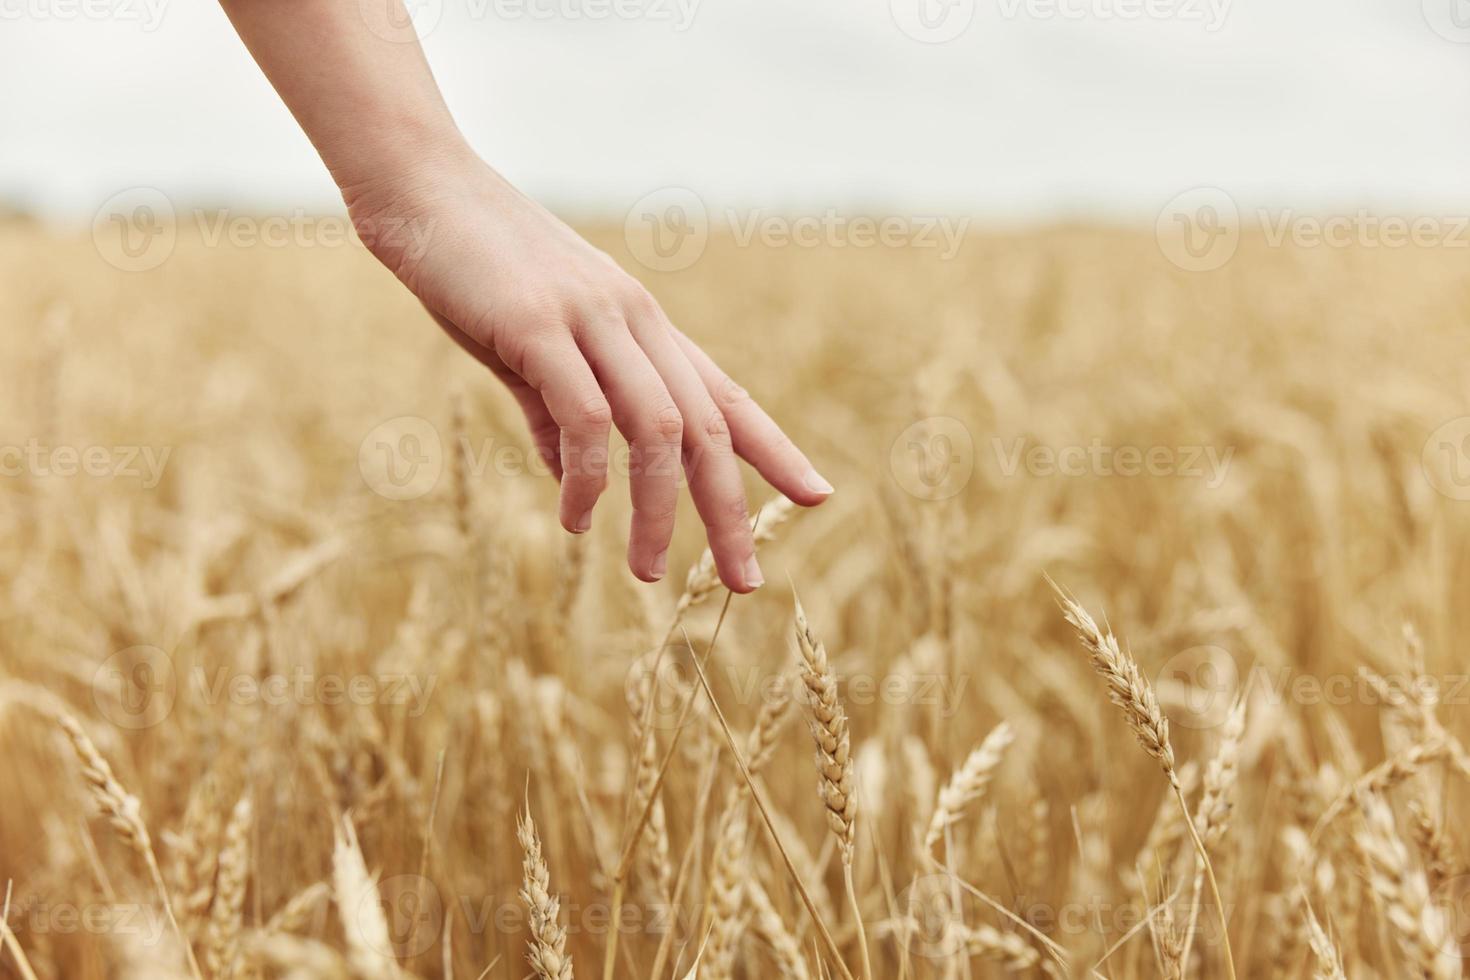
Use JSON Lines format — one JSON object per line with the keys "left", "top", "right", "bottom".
{"left": 2, "top": 216, "right": 1470, "bottom": 979}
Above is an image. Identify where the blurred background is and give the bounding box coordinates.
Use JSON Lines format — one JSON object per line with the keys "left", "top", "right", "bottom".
{"left": 3, "top": 0, "right": 1470, "bottom": 225}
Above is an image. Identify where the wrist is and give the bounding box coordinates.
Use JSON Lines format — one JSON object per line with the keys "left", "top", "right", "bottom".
{"left": 331, "top": 115, "right": 477, "bottom": 222}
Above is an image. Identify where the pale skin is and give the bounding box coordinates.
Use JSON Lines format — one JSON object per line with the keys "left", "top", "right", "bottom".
{"left": 218, "top": 0, "right": 831, "bottom": 594}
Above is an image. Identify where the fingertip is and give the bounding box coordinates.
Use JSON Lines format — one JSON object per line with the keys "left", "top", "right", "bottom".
{"left": 561, "top": 506, "right": 593, "bottom": 534}
{"left": 629, "top": 548, "right": 668, "bottom": 584}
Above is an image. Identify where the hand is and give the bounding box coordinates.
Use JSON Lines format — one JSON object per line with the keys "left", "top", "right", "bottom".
{"left": 345, "top": 149, "right": 833, "bottom": 593}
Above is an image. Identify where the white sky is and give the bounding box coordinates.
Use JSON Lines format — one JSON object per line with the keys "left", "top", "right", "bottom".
{"left": 2, "top": 0, "right": 1468, "bottom": 223}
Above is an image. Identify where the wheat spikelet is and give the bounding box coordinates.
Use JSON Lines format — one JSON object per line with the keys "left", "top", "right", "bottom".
{"left": 793, "top": 593, "right": 856, "bottom": 862}
{"left": 1303, "top": 900, "right": 1346, "bottom": 980}
{"left": 625, "top": 662, "right": 675, "bottom": 905}
{"left": 746, "top": 878, "right": 812, "bottom": 980}
{"left": 518, "top": 805, "right": 574, "bottom": 980}
{"left": 264, "top": 882, "right": 330, "bottom": 935}
{"left": 167, "top": 772, "right": 224, "bottom": 926}
{"left": 1353, "top": 793, "right": 1459, "bottom": 980}
{"left": 923, "top": 721, "right": 1014, "bottom": 853}
{"left": 56, "top": 711, "right": 152, "bottom": 855}
{"left": 1051, "top": 585, "right": 1177, "bottom": 785}
{"left": 331, "top": 815, "right": 398, "bottom": 980}
{"left": 1152, "top": 900, "right": 1185, "bottom": 980}
{"left": 1407, "top": 800, "right": 1461, "bottom": 893}
{"left": 701, "top": 802, "right": 748, "bottom": 979}
{"left": 1196, "top": 698, "right": 1246, "bottom": 849}
{"left": 54, "top": 708, "right": 205, "bottom": 980}
{"left": 744, "top": 680, "right": 794, "bottom": 775}
{"left": 962, "top": 924, "right": 1045, "bottom": 972}
{"left": 205, "top": 793, "right": 252, "bottom": 980}
{"left": 675, "top": 497, "right": 795, "bottom": 618}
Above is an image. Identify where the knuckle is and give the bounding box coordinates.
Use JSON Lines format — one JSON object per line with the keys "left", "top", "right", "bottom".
{"left": 621, "top": 283, "right": 660, "bottom": 319}
{"left": 713, "top": 374, "right": 751, "bottom": 410}
{"left": 573, "top": 395, "right": 614, "bottom": 432}
{"left": 650, "top": 402, "right": 684, "bottom": 442}
{"left": 714, "top": 493, "right": 751, "bottom": 529}
{"left": 699, "top": 407, "right": 731, "bottom": 445}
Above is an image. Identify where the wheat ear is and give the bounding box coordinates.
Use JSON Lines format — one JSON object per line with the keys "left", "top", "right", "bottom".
{"left": 55, "top": 710, "right": 204, "bottom": 980}
{"left": 332, "top": 814, "right": 399, "bottom": 980}
{"left": 1049, "top": 580, "right": 1236, "bottom": 980}
{"left": 792, "top": 591, "right": 871, "bottom": 980}
{"left": 518, "top": 804, "right": 574, "bottom": 980}
{"left": 923, "top": 722, "right": 1014, "bottom": 854}
{"left": 1353, "top": 793, "right": 1460, "bottom": 980}
{"left": 205, "top": 793, "right": 252, "bottom": 980}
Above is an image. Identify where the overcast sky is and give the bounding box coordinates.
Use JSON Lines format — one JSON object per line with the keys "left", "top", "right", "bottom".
{"left": 2, "top": 0, "right": 1468, "bottom": 224}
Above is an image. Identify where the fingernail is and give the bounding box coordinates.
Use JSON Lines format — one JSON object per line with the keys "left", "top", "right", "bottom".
{"left": 742, "top": 555, "right": 764, "bottom": 590}
{"left": 803, "top": 467, "right": 834, "bottom": 495}
{"left": 574, "top": 509, "right": 593, "bottom": 533}
{"left": 651, "top": 550, "right": 668, "bottom": 580}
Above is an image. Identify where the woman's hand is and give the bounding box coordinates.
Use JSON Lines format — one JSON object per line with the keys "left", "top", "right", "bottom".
{"left": 218, "top": 0, "right": 831, "bottom": 591}
{"left": 345, "top": 151, "right": 832, "bottom": 592}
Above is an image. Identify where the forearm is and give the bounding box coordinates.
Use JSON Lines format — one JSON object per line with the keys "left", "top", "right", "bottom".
{"left": 218, "top": 0, "right": 471, "bottom": 207}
